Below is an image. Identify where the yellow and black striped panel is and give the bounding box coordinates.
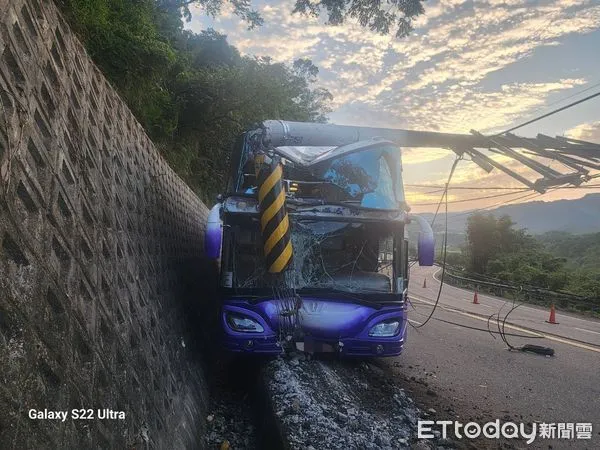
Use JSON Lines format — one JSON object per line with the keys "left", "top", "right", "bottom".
{"left": 255, "top": 156, "right": 293, "bottom": 273}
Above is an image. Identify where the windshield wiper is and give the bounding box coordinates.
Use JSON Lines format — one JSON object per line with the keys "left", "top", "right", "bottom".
{"left": 223, "top": 293, "right": 274, "bottom": 302}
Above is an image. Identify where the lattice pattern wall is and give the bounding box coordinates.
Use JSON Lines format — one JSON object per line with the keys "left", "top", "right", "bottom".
{"left": 0, "top": 0, "right": 209, "bottom": 448}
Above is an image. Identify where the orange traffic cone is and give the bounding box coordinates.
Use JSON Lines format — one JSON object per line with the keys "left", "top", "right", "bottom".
{"left": 473, "top": 290, "right": 479, "bottom": 304}
{"left": 546, "top": 304, "right": 559, "bottom": 324}
{"left": 422, "top": 278, "right": 427, "bottom": 288}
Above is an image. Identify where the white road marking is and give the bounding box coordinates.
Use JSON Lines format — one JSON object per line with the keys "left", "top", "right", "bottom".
{"left": 408, "top": 319, "right": 422, "bottom": 325}
{"left": 574, "top": 327, "right": 600, "bottom": 336}
{"left": 409, "top": 293, "right": 600, "bottom": 354}
{"left": 409, "top": 295, "right": 542, "bottom": 338}
{"left": 425, "top": 267, "right": 600, "bottom": 325}
{"left": 468, "top": 302, "right": 492, "bottom": 308}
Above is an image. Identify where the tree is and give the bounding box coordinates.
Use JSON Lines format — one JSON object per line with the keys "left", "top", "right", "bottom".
{"left": 467, "top": 213, "right": 545, "bottom": 274}
{"left": 159, "top": 0, "right": 425, "bottom": 38}
{"left": 170, "top": 55, "right": 333, "bottom": 197}
{"left": 294, "top": 0, "right": 425, "bottom": 38}
{"left": 567, "top": 270, "right": 600, "bottom": 298}
{"left": 466, "top": 213, "right": 500, "bottom": 273}
{"left": 58, "top": 0, "right": 333, "bottom": 202}
{"left": 157, "top": 0, "right": 264, "bottom": 28}
{"left": 459, "top": 214, "right": 599, "bottom": 298}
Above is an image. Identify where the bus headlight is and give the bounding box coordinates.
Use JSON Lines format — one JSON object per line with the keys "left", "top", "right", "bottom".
{"left": 226, "top": 313, "right": 264, "bottom": 333}
{"left": 369, "top": 319, "right": 401, "bottom": 337}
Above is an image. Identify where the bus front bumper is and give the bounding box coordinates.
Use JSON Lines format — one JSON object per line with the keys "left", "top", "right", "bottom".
{"left": 221, "top": 298, "right": 408, "bottom": 357}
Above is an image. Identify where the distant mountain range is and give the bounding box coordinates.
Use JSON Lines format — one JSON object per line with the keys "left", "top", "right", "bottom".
{"left": 417, "top": 193, "right": 600, "bottom": 235}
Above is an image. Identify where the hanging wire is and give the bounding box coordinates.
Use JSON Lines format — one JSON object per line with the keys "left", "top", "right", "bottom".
{"left": 429, "top": 157, "right": 462, "bottom": 228}
{"left": 412, "top": 156, "right": 461, "bottom": 329}
{"left": 412, "top": 189, "right": 531, "bottom": 207}
{"left": 496, "top": 89, "right": 600, "bottom": 135}
{"left": 406, "top": 184, "right": 530, "bottom": 190}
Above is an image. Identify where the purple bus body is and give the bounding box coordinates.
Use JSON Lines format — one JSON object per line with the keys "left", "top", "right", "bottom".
{"left": 221, "top": 297, "right": 408, "bottom": 357}
{"left": 205, "top": 204, "right": 222, "bottom": 260}
{"left": 208, "top": 128, "right": 436, "bottom": 358}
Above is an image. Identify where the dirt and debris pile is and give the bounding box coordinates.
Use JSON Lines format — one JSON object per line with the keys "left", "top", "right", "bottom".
{"left": 265, "top": 355, "right": 454, "bottom": 449}
{"left": 204, "top": 397, "right": 256, "bottom": 449}
{"left": 202, "top": 357, "right": 260, "bottom": 449}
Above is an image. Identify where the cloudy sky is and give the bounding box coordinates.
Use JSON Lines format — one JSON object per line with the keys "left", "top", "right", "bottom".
{"left": 187, "top": 0, "right": 600, "bottom": 212}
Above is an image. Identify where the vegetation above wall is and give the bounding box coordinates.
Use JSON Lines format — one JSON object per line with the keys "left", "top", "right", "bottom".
{"left": 57, "top": 0, "right": 333, "bottom": 202}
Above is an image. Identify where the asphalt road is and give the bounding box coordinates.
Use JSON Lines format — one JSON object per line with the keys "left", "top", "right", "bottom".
{"left": 412, "top": 266, "right": 600, "bottom": 348}
{"left": 384, "top": 265, "right": 600, "bottom": 449}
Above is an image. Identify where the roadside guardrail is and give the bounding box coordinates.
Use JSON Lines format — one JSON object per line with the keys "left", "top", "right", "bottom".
{"left": 440, "top": 266, "right": 600, "bottom": 316}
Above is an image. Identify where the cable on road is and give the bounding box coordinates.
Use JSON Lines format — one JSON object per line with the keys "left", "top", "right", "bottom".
{"left": 411, "top": 310, "right": 545, "bottom": 338}
{"left": 410, "top": 297, "right": 546, "bottom": 338}
{"left": 491, "top": 288, "right": 555, "bottom": 356}
{"left": 498, "top": 302, "right": 521, "bottom": 350}
{"left": 432, "top": 316, "right": 545, "bottom": 339}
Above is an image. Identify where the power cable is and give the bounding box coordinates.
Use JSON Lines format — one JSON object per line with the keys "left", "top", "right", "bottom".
{"left": 412, "top": 156, "right": 461, "bottom": 329}
{"left": 408, "top": 186, "right": 528, "bottom": 329}
{"left": 406, "top": 184, "right": 530, "bottom": 190}
{"left": 429, "top": 157, "right": 462, "bottom": 228}
{"left": 410, "top": 281, "right": 554, "bottom": 348}
{"left": 410, "top": 308, "right": 544, "bottom": 338}
{"left": 441, "top": 191, "right": 543, "bottom": 223}
{"left": 524, "top": 79, "right": 600, "bottom": 119}
{"left": 411, "top": 189, "right": 531, "bottom": 207}
{"left": 408, "top": 184, "right": 600, "bottom": 212}
{"left": 496, "top": 294, "right": 554, "bottom": 355}
{"left": 442, "top": 180, "right": 593, "bottom": 224}
{"left": 495, "top": 89, "right": 600, "bottom": 135}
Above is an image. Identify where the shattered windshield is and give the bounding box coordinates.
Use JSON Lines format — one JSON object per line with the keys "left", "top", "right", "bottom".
{"left": 285, "top": 144, "right": 404, "bottom": 209}
{"left": 227, "top": 219, "right": 398, "bottom": 294}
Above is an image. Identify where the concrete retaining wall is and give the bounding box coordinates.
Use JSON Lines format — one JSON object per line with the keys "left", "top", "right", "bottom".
{"left": 0, "top": 0, "right": 210, "bottom": 447}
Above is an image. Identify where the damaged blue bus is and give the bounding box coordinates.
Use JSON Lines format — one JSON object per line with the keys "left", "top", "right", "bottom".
{"left": 204, "top": 120, "right": 434, "bottom": 357}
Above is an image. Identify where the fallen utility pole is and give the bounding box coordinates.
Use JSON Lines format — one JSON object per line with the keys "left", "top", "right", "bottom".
{"left": 261, "top": 120, "right": 600, "bottom": 193}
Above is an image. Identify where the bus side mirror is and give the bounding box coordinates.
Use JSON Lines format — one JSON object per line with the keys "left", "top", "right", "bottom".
{"left": 408, "top": 214, "right": 434, "bottom": 266}
{"left": 205, "top": 203, "right": 222, "bottom": 260}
